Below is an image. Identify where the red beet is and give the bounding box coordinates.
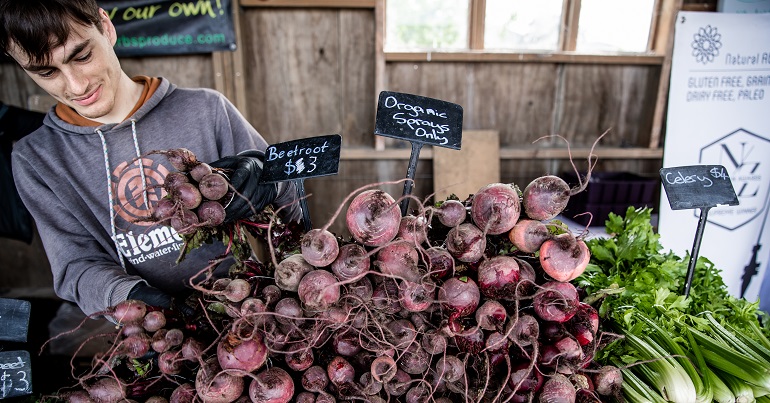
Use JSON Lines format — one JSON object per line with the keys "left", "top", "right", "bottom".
{"left": 470, "top": 183, "right": 521, "bottom": 235}
{"left": 346, "top": 189, "right": 401, "bottom": 247}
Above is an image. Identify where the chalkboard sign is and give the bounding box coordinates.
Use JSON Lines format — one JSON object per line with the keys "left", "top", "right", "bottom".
{"left": 660, "top": 165, "right": 739, "bottom": 210}
{"left": 0, "top": 350, "right": 32, "bottom": 399}
{"left": 375, "top": 91, "right": 463, "bottom": 150}
{"left": 0, "top": 298, "right": 30, "bottom": 343}
{"left": 260, "top": 135, "right": 342, "bottom": 184}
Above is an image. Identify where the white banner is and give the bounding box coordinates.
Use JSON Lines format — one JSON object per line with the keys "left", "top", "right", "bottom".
{"left": 659, "top": 11, "right": 770, "bottom": 302}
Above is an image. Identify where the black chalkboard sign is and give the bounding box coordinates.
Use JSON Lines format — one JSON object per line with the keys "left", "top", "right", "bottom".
{"left": 660, "top": 165, "right": 739, "bottom": 210}
{"left": 0, "top": 298, "right": 30, "bottom": 343}
{"left": 260, "top": 134, "right": 342, "bottom": 184}
{"left": 0, "top": 350, "right": 32, "bottom": 399}
{"left": 375, "top": 91, "right": 463, "bottom": 150}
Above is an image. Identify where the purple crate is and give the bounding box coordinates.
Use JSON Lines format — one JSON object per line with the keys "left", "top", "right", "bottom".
{"left": 560, "top": 172, "right": 659, "bottom": 226}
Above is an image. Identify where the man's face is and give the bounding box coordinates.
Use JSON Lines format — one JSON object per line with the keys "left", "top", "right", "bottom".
{"left": 8, "top": 9, "right": 123, "bottom": 122}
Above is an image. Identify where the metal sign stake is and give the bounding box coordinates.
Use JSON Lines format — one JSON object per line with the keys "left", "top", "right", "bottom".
{"left": 400, "top": 142, "right": 423, "bottom": 216}
{"left": 684, "top": 206, "right": 711, "bottom": 297}
{"left": 295, "top": 179, "right": 312, "bottom": 232}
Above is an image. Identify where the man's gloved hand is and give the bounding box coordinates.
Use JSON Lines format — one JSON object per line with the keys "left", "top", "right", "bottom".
{"left": 209, "top": 150, "right": 278, "bottom": 223}
{"left": 128, "top": 282, "right": 173, "bottom": 309}
{"left": 127, "top": 283, "right": 195, "bottom": 317}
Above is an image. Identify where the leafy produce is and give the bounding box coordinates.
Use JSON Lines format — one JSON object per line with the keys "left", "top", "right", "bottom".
{"left": 45, "top": 149, "right": 622, "bottom": 402}
{"left": 578, "top": 206, "right": 770, "bottom": 403}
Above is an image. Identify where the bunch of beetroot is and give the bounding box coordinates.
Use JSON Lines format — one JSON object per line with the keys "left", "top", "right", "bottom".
{"left": 55, "top": 148, "right": 623, "bottom": 402}
{"left": 143, "top": 148, "right": 233, "bottom": 235}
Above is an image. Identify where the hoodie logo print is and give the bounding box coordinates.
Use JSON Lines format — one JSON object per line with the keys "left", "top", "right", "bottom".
{"left": 112, "top": 157, "right": 170, "bottom": 226}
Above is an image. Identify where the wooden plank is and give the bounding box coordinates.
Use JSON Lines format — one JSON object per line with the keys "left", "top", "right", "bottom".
{"left": 384, "top": 51, "right": 664, "bottom": 65}
{"left": 469, "top": 0, "right": 486, "bottom": 50}
{"left": 231, "top": 0, "right": 249, "bottom": 119}
{"left": 339, "top": 146, "right": 664, "bottom": 160}
{"left": 374, "top": 0, "right": 386, "bottom": 150}
{"left": 650, "top": 0, "right": 683, "bottom": 148}
{"left": 562, "top": 0, "right": 581, "bottom": 51}
{"left": 433, "top": 130, "right": 500, "bottom": 201}
{"left": 241, "top": 0, "right": 375, "bottom": 7}
{"left": 556, "top": 64, "right": 659, "bottom": 148}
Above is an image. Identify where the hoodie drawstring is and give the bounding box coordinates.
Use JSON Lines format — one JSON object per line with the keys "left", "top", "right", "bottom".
{"left": 96, "top": 119, "right": 146, "bottom": 270}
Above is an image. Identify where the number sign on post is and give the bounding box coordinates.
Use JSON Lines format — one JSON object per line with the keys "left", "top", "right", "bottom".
{"left": 660, "top": 165, "right": 740, "bottom": 297}
{"left": 374, "top": 91, "right": 463, "bottom": 215}
{"left": 261, "top": 134, "right": 342, "bottom": 231}
{"left": 0, "top": 351, "right": 32, "bottom": 399}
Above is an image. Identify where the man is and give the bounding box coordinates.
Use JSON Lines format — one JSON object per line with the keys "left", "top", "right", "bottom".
{"left": 0, "top": 0, "right": 300, "bottom": 317}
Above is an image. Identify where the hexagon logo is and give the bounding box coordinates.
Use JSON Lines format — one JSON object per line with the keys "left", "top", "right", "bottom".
{"left": 699, "top": 128, "right": 770, "bottom": 230}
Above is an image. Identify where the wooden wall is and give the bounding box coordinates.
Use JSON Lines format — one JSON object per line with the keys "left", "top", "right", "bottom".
{"left": 0, "top": 0, "right": 716, "bottom": 292}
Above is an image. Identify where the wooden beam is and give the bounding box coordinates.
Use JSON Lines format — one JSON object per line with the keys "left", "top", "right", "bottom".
{"left": 340, "top": 146, "right": 663, "bottom": 160}
{"left": 374, "top": 0, "right": 386, "bottom": 150}
{"left": 561, "top": 0, "right": 581, "bottom": 51}
{"left": 384, "top": 51, "right": 664, "bottom": 65}
{"left": 469, "top": 0, "right": 486, "bottom": 50}
{"left": 240, "top": 0, "right": 375, "bottom": 7}
{"left": 650, "top": 0, "right": 683, "bottom": 149}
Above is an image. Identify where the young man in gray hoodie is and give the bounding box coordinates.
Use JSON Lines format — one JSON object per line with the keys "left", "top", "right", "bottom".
{"left": 0, "top": 0, "right": 300, "bottom": 317}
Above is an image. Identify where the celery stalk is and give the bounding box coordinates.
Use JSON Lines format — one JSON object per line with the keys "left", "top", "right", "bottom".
{"left": 717, "top": 369, "right": 756, "bottom": 403}
{"left": 622, "top": 331, "right": 697, "bottom": 403}
{"left": 704, "top": 365, "right": 736, "bottom": 403}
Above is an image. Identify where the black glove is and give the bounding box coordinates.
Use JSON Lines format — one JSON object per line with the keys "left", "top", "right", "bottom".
{"left": 128, "top": 282, "right": 174, "bottom": 309}
{"left": 209, "top": 150, "right": 278, "bottom": 222}
{"left": 127, "top": 283, "right": 195, "bottom": 317}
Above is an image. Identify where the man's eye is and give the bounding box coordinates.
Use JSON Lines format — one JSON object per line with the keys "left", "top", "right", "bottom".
{"left": 37, "top": 69, "right": 56, "bottom": 78}
{"left": 76, "top": 51, "right": 92, "bottom": 62}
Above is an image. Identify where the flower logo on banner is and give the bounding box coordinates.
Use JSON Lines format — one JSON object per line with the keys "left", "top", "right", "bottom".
{"left": 691, "top": 25, "right": 722, "bottom": 64}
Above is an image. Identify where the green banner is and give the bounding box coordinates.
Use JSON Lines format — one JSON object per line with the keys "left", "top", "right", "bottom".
{"left": 98, "top": 0, "right": 235, "bottom": 56}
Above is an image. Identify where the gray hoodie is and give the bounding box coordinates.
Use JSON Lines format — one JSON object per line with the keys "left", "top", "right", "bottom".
{"left": 12, "top": 78, "right": 297, "bottom": 316}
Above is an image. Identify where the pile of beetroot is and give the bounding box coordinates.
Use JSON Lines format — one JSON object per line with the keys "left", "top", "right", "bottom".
{"left": 53, "top": 149, "right": 623, "bottom": 403}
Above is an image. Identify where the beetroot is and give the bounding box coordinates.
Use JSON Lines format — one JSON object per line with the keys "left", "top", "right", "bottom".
{"left": 509, "top": 219, "right": 552, "bottom": 253}
{"left": 435, "top": 199, "right": 466, "bottom": 227}
{"left": 85, "top": 377, "right": 126, "bottom": 403}
{"left": 539, "top": 232, "right": 590, "bottom": 282}
{"left": 195, "top": 358, "right": 244, "bottom": 403}
{"left": 297, "top": 270, "right": 340, "bottom": 312}
{"left": 476, "top": 255, "right": 521, "bottom": 300}
{"left": 374, "top": 240, "right": 421, "bottom": 283}
{"left": 422, "top": 246, "right": 454, "bottom": 280}
{"left": 521, "top": 175, "right": 571, "bottom": 221}
{"left": 217, "top": 331, "right": 267, "bottom": 373}
{"left": 330, "top": 243, "right": 370, "bottom": 280}
{"left": 470, "top": 183, "right": 521, "bottom": 235}
{"left": 438, "top": 276, "right": 480, "bottom": 318}
{"left": 274, "top": 254, "right": 314, "bottom": 292}
{"left": 346, "top": 189, "right": 401, "bottom": 247}
{"left": 198, "top": 172, "right": 229, "bottom": 201}
{"left": 445, "top": 223, "right": 486, "bottom": 263}
{"left": 533, "top": 281, "right": 580, "bottom": 323}
{"left": 301, "top": 228, "right": 340, "bottom": 267}
{"left": 475, "top": 299, "right": 507, "bottom": 331}
{"left": 398, "top": 215, "right": 428, "bottom": 244}
{"left": 248, "top": 367, "right": 294, "bottom": 403}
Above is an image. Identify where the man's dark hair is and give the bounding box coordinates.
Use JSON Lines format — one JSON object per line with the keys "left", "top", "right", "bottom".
{"left": 0, "top": 0, "right": 103, "bottom": 65}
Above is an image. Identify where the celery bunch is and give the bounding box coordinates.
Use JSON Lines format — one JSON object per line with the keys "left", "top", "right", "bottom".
{"left": 578, "top": 207, "right": 770, "bottom": 403}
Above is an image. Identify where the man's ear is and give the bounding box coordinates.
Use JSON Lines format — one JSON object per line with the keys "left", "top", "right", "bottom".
{"left": 99, "top": 8, "right": 118, "bottom": 46}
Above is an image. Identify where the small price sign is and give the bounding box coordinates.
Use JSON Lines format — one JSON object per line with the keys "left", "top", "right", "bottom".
{"left": 374, "top": 91, "right": 464, "bottom": 215}
{"left": 660, "top": 164, "right": 739, "bottom": 210}
{"left": 261, "top": 134, "right": 342, "bottom": 231}
{"left": 375, "top": 91, "right": 463, "bottom": 150}
{"left": 260, "top": 135, "right": 341, "bottom": 184}
{"left": 659, "top": 164, "right": 739, "bottom": 297}
{"left": 0, "top": 298, "right": 30, "bottom": 343}
{"left": 0, "top": 351, "right": 32, "bottom": 399}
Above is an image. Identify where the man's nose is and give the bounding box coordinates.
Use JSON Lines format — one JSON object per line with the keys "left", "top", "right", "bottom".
{"left": 63, "top": 69, "right": 89, "bottom": 95}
